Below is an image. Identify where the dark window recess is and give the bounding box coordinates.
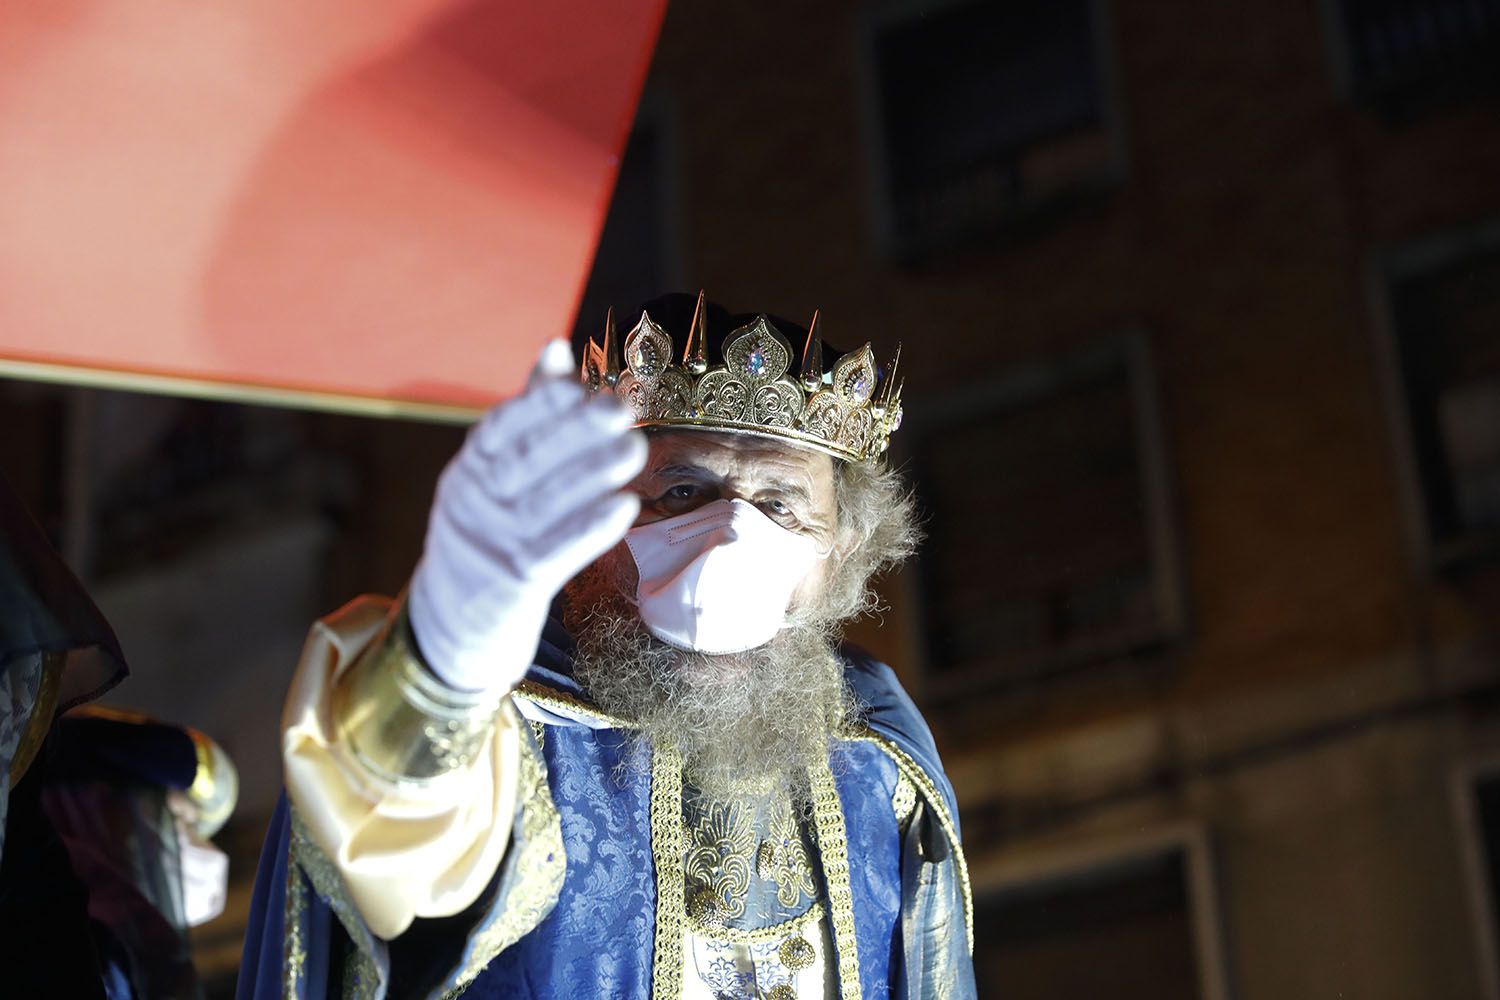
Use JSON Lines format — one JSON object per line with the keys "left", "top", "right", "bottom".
{"left": 1476, "top": 774, "right": 1500, "bottom": 971}
{"left": 1387, "top": 241, "right": 1500, "bottom": 567}
{"left": 89, "top": 395, "right": 338, "bottom": 579}
{"left": 572, "top": 120, "right": 669, "bottom": 346}
{"left": 0, "top": 384, "right": 68, "bottom": 545}
{"left": 913, "top": 345, "right": 1173, "bottom": 694}
{"left": 1334, "top": 0, "right": 1500, "bottom": 115}
{"left": 871, "top": 0, "right": 1113, "bottom": 256}
{"left": 976, "top": 850, "right": 1202, "bottom": 999}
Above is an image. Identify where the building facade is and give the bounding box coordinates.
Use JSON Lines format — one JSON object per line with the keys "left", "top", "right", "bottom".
{"left": 613, "top": 1, "right": 1500, "bottom": 997}
{"left": 2, "top": 1, "right": 1499, "bottom": 996}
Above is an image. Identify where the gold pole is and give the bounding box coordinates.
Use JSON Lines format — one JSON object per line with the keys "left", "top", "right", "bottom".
{"left": 0, "top": 357, "right": 484, "bottom": 424}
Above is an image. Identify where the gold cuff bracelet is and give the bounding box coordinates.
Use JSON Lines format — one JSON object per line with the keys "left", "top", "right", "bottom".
{"left": 333, "top": 604, "right": 503, "bottom": 784}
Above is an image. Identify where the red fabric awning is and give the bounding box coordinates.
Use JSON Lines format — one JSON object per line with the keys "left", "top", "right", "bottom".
{"left": 0, "top": 0, "right": 666, "bottom": 418}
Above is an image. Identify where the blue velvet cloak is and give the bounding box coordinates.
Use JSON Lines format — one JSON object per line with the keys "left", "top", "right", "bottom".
{"left": 238, "top": 618, "right": 975, "bottom": 999}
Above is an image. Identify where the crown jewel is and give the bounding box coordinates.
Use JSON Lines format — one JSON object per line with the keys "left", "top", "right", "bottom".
{"left": 580, "top": 293, "right": 903, "bottom": 462}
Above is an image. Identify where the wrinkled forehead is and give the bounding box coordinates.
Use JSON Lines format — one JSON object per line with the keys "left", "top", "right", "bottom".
{"left": 643, "top": 429, "right": 837, "bottom": 495}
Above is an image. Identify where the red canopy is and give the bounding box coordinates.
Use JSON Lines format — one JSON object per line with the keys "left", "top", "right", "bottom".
{"left": 0, "top": 0, "right": 666, "bottom": 418}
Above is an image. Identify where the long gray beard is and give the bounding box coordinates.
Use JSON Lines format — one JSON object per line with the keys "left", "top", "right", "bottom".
{"left": 563, "top": 554, "right": 858, "bottom": 801}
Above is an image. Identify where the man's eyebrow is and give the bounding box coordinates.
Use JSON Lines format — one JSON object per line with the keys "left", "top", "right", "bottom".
{"left": 651, "top": 462, "right": 722, "bottom": 483}
{"left": 762, "top": 480, "right": 813, "bottom": 505}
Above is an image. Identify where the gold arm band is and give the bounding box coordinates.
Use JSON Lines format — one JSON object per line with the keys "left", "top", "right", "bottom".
{"left": 185, "top": 726, "right": 239, "bottom": 838}
{"left": 332, "top": 603, "right": 504, "bottom": 784}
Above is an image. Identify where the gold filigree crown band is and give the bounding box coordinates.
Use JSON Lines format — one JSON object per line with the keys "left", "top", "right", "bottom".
{"left": 579, "top": 292, "right": 903, "bottom": 463}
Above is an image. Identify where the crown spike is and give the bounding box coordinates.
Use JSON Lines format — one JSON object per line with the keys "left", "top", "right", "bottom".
{"left": 879, "top": 344, "right": 902, "bottom": 404}
{"left": 580, "top": 336, "right": 597, "bottom": 385}
{"left": 683, "top": 290, "right": 709, "bottom": 374}
{"left": 799, "top": 311, "right": 825, "bottom": 392}
{"left": 873, "top": 343, "right": 901, "bottom": 415}
{"left": 602, "top": 307, "right": 623, "bottom": 387}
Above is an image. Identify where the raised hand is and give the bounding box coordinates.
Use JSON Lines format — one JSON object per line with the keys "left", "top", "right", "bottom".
{"left": 407, "top": 339, "right": 647, "bottom": 693}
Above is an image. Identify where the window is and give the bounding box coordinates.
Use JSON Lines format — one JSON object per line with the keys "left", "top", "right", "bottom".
{"left": 1455, "top": 760, "right": 1500, "bottom": 1000}
{"left": 909, "top": 334, "right": 1183, "bottom": 700}
{"left": 1327, "top": 0, "right": 1500, "bottom": 115}
{"left": 973, "top": 832, "right": 1228, "bottom": 1000}
{"left": 0, "top": 380, "right": 67, "bottom": 545}
{"left": 85, "top": 395, "right": 330, "bottom": 580}
{"left": 1476, "top": 774, "right": 1500, "bottom": 933}
{"left": 1378, "top": 222, "right": 1500, "bottom": 569}
{"left": 863, "top": 0, "right": 1120, "bottom": 257}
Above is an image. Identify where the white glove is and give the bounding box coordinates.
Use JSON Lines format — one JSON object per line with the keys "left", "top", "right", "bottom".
{"left": 407, "top": 339, "right": 647, "bottom": 693}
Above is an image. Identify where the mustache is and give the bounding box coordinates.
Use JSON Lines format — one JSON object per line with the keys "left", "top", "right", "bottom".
{"left": 561, "top": 550, "right": 858, "bottom": 801}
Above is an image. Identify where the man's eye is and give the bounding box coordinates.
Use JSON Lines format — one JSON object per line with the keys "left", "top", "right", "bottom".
{"left": 760, "top": 498, "right": 793, "bottom": 519}
{"left": 656, "top": 483, "right": 708, "bottom": 511}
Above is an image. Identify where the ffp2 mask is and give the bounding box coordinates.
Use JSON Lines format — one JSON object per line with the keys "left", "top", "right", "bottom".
{"left": 623, "top": 498, "right": 826, "bottom": 655}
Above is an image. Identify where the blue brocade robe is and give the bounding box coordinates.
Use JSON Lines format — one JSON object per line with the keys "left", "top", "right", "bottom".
{"left": 237, "top": 617, "right": 975, "bottom": 999}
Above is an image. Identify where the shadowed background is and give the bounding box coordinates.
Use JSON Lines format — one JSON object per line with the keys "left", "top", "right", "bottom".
{"left": 3, "top": 1, "right": 1500, "bottom": 997}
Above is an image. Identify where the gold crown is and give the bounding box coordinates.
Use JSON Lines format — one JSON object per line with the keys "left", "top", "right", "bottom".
{"left": 579, "top": 292, "right": 904, "bottom": 463}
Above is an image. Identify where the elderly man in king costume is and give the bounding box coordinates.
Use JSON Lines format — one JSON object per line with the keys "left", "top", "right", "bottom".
{"left": 238, "top": 293, "right": 975, "bottom": 999}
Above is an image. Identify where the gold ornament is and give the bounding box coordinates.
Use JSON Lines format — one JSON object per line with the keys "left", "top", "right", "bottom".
{"left": 756, "top": 806, "right": 817, "bottom": 909}
{"left": 778, "top": 935, "right": 816, "bottom": 972}
{"left": 683, "top": 800, "right": 756, "bottom": 922}
{"left": 686, "top": 887, "right": 726, "bottom": 930}
{"left": 581, "top": 293, "right": 904, "bottom": 463}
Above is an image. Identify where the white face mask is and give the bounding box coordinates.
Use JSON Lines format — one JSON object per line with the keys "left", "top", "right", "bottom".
{"left": 177, "top": 825, "right": 229, "bottom": 927}
{"left": 624, "top": 498, "right": 827, "bottom": 655}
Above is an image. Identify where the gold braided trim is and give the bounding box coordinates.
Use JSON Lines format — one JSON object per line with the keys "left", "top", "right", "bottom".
{"left": 650, "top": 742, "right": 687, "bottom": 1000}
{"left": 850, "top": 731, "right": 974, "bottom": 955}
{"left": 442, "top": 708, "right": 566, "bottom": 997}
{"left": 8, "top": 652, "right": 62, "bottom": 786}
{"left": 890, "top": 771, "right": 918, "bottom": 834}
{"left": 808, "top": 757, "right": 862, "bottom": 1000}
{"left": 283, "top": 856, "right": 309, "bottom": 999}
{"left": 341, "top": 949, "right": 370, "bottom": 1000}
{"left": 288, "top": 809, "right": 381, "bottom": 999}
{"left": 511, "top": 680, "right": 639, "bottom": 731}
{"left": 688, "top": 899, "right": 828, "bottom": 946}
